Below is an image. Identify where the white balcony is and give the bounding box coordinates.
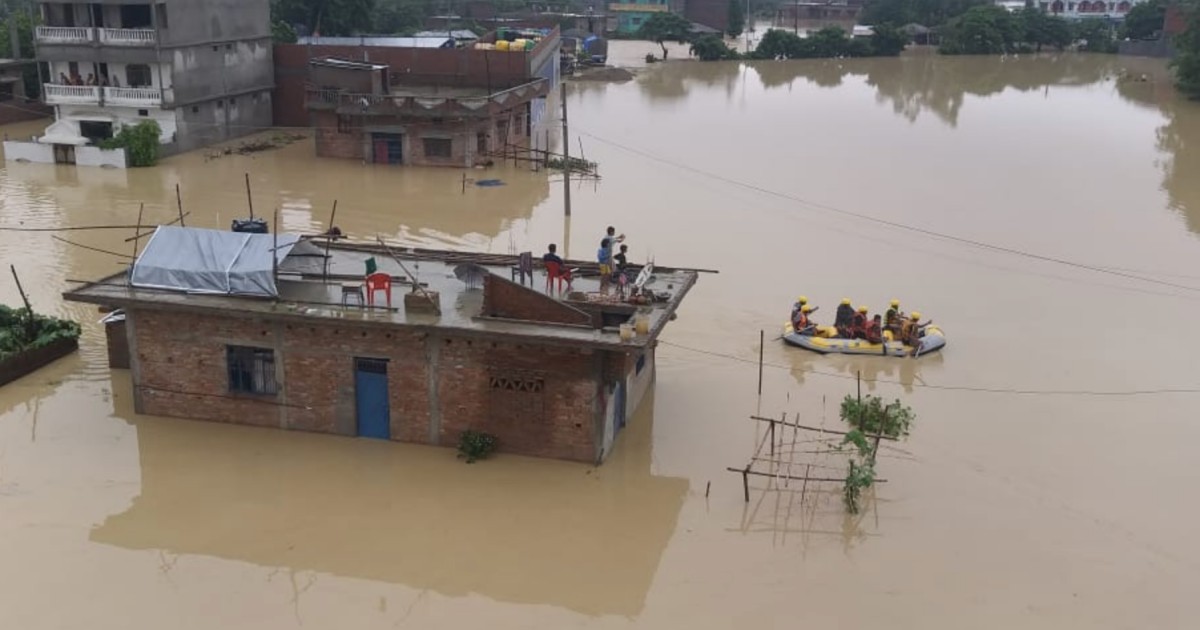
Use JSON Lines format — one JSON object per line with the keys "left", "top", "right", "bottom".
{"left": 36, "top": 26, "right": 94, "bottom": 44}
{"left": 103, "top": 86, "right": 162, "bottom": 107}
{"left": 99, "top": 28, "right": 157, "bottom": 46}
{"left": 44, "top": 84, "right": 100, "bottom": 105}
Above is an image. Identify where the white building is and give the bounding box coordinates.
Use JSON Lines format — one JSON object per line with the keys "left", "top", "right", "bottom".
{"left": 5, "top": 0, "right": 274, "bottom": 167}
{"left": 1002, "top": 0, "right": 1143, "bottom": 19}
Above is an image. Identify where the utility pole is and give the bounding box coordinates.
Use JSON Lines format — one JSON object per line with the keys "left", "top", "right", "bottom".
{"left": 560, "top": 80, "right": 571, "bottom": 217}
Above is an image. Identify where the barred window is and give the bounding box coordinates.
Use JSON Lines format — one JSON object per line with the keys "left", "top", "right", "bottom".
{"left": 423, "top": 137, "right": 452, "bottom": 158}
{"left": 227, "top": 346, "right": 278, "bottom": 395}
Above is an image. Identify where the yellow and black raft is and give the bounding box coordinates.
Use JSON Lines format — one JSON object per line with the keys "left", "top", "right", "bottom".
{"left": 782, "top": 322, "right": 947, "bottom": 357}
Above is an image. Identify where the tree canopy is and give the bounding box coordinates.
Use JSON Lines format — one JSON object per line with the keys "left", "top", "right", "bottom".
{"left": 1173, "top": 2, "right": 1200, "bottom": 99}
{"left": 271, "top": 0, "right": 376, "bottom": 36}
{"left": 727, "top": 0, "right": 745, "bottom": 38}
{"left": 1122, "top": 0, "right": 1167, "bottom": 40}
{"left": 690, "top": 34, "right": 739, "bottom": 60}
{"left": 861, "top": 0, "right": 990, "bottom": 28}
{"left": 636, "top": 12, "right": 693, "bottom": 59}
{"left": 749, "top": 26, "right": 906, "bottom": 59}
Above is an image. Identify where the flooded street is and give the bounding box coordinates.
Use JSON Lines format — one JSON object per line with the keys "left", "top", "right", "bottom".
{"left": 3, "top": 52, "right": 1200, "bottom": 628}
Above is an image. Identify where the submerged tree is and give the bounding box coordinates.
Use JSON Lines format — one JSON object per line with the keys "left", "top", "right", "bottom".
{"left": 636, "top": 12, "right": 693, "bottom": 59}
{"left": 1122, "top": 0, "right": 1167, "bottom": 40}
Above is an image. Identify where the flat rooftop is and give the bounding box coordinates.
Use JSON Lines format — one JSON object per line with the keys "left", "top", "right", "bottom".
{"left": 65, "top": 241, "right": 702, "bottom": 351}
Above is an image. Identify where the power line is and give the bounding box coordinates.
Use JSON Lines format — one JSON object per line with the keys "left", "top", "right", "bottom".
{"left": 658, "top": 340, "right": 1200, "bottom": 397}
{"left": 573, "top": 126, "right": 1200, "bottom": 295}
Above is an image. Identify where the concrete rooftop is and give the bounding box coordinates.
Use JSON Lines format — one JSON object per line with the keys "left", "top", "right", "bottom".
{"left": 65, "top": 241, "right": 702, "bottom": 351}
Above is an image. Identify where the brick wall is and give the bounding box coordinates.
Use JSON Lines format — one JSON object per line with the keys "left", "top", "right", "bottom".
{"left": 313, "top": 111, "right": 365, "bottom": 160}
{"left": 127, "top": 307, "right": 607, "bottom": 462}
{"left": 482, "top": 274, "right": 593, "bottom": 326}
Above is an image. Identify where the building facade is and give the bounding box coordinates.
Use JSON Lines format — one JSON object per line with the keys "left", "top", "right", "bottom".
{"left": 13, "top": 0, "right": 274, "bottom": 166}
{"left": 307, "top": 57, "right": 550, "bottom": 167}
{"left": 608, "top": 0, "right": 671, "bottom": 34}
{"left": 1028, "top": 0, "right": 1141, "bottom": 17}
{"left": 65, "top": 235, "right": 698, "bottom": 464}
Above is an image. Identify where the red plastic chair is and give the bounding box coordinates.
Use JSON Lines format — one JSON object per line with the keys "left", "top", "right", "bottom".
{"left": 365, "top": 272, "right": 392, "bottom": 307}
{"left": 544, "top": 261, "right": 571, "bottom": 293}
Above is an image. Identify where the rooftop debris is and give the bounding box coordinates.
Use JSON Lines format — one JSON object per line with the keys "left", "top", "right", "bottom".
{"left": 205, "top": 132, "right": 307, "bottom": 161}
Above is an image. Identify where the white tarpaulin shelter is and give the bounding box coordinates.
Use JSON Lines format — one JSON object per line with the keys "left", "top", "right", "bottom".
{"left": 131, "top": 226, "right": 302, "bottom": 297}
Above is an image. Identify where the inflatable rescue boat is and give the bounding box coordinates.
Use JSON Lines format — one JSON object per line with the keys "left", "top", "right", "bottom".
{"left": 782, "top": 322, "right": 947, "bottom": 357}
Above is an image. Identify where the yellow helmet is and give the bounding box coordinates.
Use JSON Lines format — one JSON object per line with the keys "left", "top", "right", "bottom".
{"left": 911, "top": 312, "right": 921, "bottom": 320}
{"left": 857, "top": 305, "right": 868, "bottom": 313}
{"left": 797, "top": 295, "right": 808, "bottom": 304}
{"left": 890, "top": 299, "right": 900, "bottom": 307}
{"left": 801, "top": 304, "right": 814, "bottom": 313}
{"left": 841, "top": 298, "right": 851, "bottom": 305}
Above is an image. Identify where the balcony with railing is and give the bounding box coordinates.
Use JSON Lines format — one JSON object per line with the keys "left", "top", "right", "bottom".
{"left": 305, "top": 79, "right": 549, "bottom": 118}
{"left": 43, "top": 84, "right": 100, "bottom": 105}
{"left": 36, "top": 26, "right": 94, "bottom": 44}
{"left": 103, "top": 86, "right": 162, "bottom": 106}
{"left": 99, "top": 28, "right": 157, "bottom": 46}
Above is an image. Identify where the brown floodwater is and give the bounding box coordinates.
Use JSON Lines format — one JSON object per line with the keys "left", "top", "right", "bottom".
{"left": 2, "top": 51, "right": 1200, "bottom": 628}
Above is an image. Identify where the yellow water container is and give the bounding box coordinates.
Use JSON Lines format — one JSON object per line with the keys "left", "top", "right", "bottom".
{"left": 512, "top": 38, "right": 527, "bottom": 51}
{"left": 495, "top": 40, "right": 510, "bottom": 51}
{"left": 635, "top": 314, "right": 650, "bottom": 335}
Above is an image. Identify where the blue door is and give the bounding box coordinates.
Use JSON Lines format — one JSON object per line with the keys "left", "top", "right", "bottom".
{"left": 355, "top": 358, "right": 390, "bottom": 439}
{"left": 614, "top": 381, "right": 627, "bottom": 431}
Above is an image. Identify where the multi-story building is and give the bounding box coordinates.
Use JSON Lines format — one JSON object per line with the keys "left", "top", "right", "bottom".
{"left": 1022, "top": 0, "right": 1141, "bottom": 18}
{"left": 10, "top": 0, "right": 274, "bottom": 166}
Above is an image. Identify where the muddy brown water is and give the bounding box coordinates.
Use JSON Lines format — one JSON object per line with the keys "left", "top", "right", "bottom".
{"left": 2, "top": 51, "right": 1199, "bottom": 628}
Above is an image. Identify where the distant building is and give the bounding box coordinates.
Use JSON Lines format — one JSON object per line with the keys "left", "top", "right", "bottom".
{"left": 608, "top": 0, "right": 671, "bottom": 34}
{"left": 276, "top": 29, "right": 561, "bottom": 168}
{"left": 5, "top": 0, "right": 274, "bottom": 167}
{"left": 0, "top": 59, "right": 52, "bottom": 125}
{"left": 684, "top": 0, "right": 732, "bottom": 34}
{"left": 65, "top": 228, "right": 701, "bottom": 464}
{"left": 775, "top": 1, "right": 864, "bottom": 25}
{"left": 1029, "top": 0, "right": 1141, "bottom": 18}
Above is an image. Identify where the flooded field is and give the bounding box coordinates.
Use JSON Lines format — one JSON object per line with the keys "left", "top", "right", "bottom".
{"left": 3, "top": 52, "right": 1200, "bottom": 628}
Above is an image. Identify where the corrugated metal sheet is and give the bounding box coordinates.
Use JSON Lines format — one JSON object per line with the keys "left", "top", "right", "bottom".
{"left": 297, "top": 36, "right": 455, "bottom": 49}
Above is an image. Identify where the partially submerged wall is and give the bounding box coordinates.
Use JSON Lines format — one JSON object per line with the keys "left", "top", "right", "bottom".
{"left": 126, "top": 307, "right": 611, "bottom": 462}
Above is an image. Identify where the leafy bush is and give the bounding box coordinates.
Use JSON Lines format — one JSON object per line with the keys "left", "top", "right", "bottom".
{"left": 99, "top": 120, "right": 162, "bottom": 167}
{"left": 1175, "top": 5, "right": 1200, "bottom": 100}
{"left": 690, "top": 34, "right": 740, "bottom": 61}
{"left": 844, "top": 459, "right": 876, "bottom": 514}
{"left": 457, "top": 430, "right": 498, "bottom": 463}
{"left": 1074, "top": 18, "right": 1118, "bottom": 53}
{"left": 840, "top": 395, "right": 915, "bottom": 439}
{"left": 749, "top": 26, "right": 905, "bottom": 60}
{"left": 0, "top": 305, "right": 81, "bottom": 360}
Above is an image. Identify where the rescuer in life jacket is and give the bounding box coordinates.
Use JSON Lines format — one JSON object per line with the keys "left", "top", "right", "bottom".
{"left": 864, "top": 314, "right": 884, "bottom": 344}
{"left": 792, "top": 304, "right": 817, "bottom": 335}
{"left": 834, "top": 298, "right": 854, "bottom": 337}
{"left": 884, "top": 299, "right": 904, "bottom": 333}
{"left": 851, "top": 305, "right": 870, "bottom": 339}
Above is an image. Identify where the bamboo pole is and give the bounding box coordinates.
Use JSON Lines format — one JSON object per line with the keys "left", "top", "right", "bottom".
{"left": 175, "top": 183, "right": 185, "bottom": 227}
{"left": 9, "top": 265, "right": 36, "bottom": 341}
{"left": 52, "top": 236, "right": 135, "bottom": 259}
{"left": 132, "top": 202, "right": 144, "bottom": 259}
{"left": 323, "top": 200, "right": 338, "bottom": 281}
{"left": 245, "top": 172, "right": 254, "bottom": 220}
{"left": 727, "top": 467, "right": 889, "bottom": 484}
{"left": 748, "top": 415, "right": 898, "bottom": 441}
{"left": 122, "top": 212, "right": 191, "bottom": 243}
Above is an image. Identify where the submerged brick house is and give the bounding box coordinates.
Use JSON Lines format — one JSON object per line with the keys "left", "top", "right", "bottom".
{"left": 64, "top": 227, "right": 699, "bottom": 463}
{"left": 306, "top": 57, "right": 549, "bottom": 167}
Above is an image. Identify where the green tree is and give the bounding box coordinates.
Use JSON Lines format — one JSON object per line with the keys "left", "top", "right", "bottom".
{"left": 1018, "top": 7, "right": 1070, "bottom": 51}
{"left": 807, "top": 25, "right": 851, "bottom": 57}
{"left": 372, "top": 0, "right": 432, "bottom": 34}
{"left": 100, "top": 121, "right": 163, "bottom": 167}
{"left": 939, "top": 4, "right": 1021, "bottom": 55}
{"left": 636, "top": 12, "right": 693, "bottom": 59}
{"left": 861, "top": 0, "right": 990, "bottom": 28}
{"left": 751, "top": 28, "right": 805, "bottom": 58}
{"left": 690, "top": 33, "right": 739, "bottom": 60}
{"left": 1074, "top": 17, "right": 1117, "bottom": 53}
{"left": 1173, "top": 2, "right": 1200, "bottom": 99}
{"left": 271, "top": 0, "right": 375, "bottom": 36}
{"left": 271, "top": 20, "right": 299, "bottom": 43}
{"left": 870, "top": 23, "right": 910, "bottom": 55}
{"left": 727, "top": 0, "right": 745, "bottom": 37}
{"left": 1122, "top": 0, "right": 1167, "bottom": 40}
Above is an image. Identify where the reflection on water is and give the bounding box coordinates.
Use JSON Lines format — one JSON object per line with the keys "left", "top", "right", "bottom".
{"left": 90, "top": 379, "right": 686, "bottom": 617}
